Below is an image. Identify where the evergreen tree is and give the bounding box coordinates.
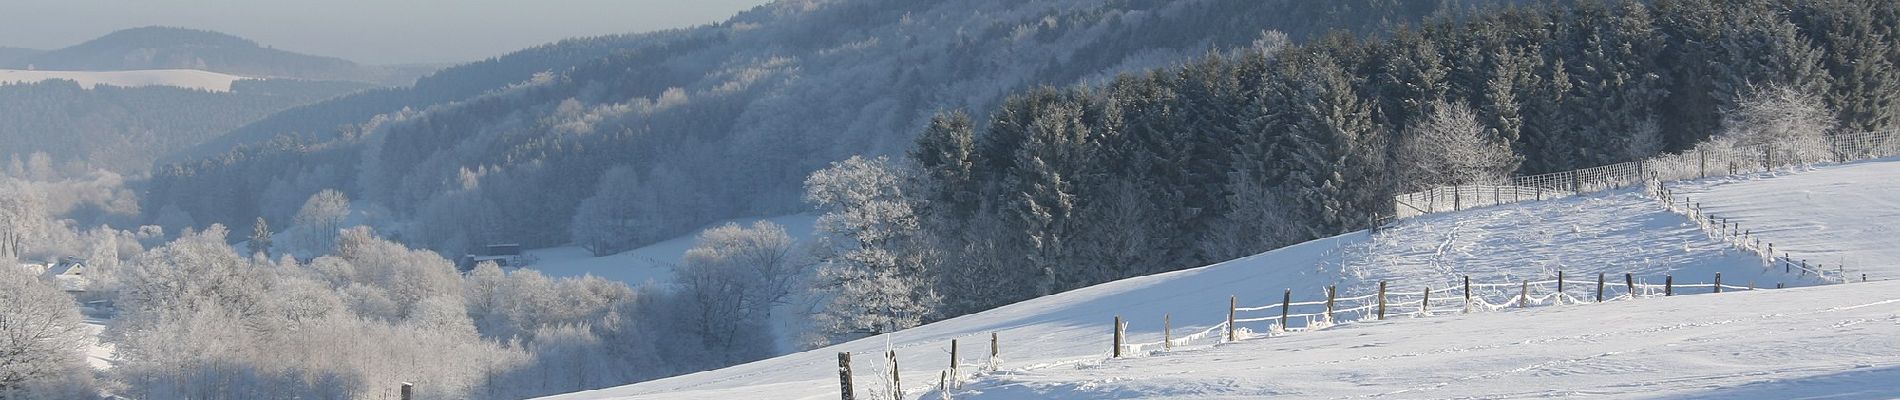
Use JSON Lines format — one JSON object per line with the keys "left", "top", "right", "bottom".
{"left": 247, "top": 217, "right": 272, "bottom": 257}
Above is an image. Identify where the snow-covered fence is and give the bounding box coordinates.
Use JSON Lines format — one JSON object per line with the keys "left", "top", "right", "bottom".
{"left": 1395, "top": 129, "right": 1900, "bottom": 219}
{"left": 1650, "top": 181, "right": 1856, "bottom": 284}
{"left": 1112, "top": 272, "right": 1769, "bottom": 360}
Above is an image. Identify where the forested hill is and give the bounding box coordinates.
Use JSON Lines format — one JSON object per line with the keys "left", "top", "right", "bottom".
{"left": 148, "top": 0, "right": 1468, "bottom": 255}
{"left": 0, "top": 78, "right": 372, "bottom": 173}
{"left": 4, "top": 27, "right": 428, "bottom": 85}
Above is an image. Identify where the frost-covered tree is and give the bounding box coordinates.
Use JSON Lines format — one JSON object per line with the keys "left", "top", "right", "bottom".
{"left": 1717, "top": 85, "right": 1838, "bottom": 164}
{"left": 0, "top": 268, "right": 93, "bottom": 397}
{"left": 290, "top": 189, "right": 350, "bottom": 256}
{"left": 675, "top": 221, "right": 801, "bottom": 363}
{"left": 0, "top": 184, "right": 50, "bottom": 261}
{"left": 570, "top": 166, "right": 662, "bottom": 256}
{"left": 804, "top": 156, "right": 937, "bottom": 346}
{"left": 1397, "top": 101, "right": 1520, "bottom": 189}
{"left": 247, "top": 217, "right": 272, "bottom": 257}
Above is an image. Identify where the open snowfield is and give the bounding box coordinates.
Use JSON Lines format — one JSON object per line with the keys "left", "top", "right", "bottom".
{"left": 1670, "top": 158, "right": 1900, "bottom": 281}
{"left": 522, "top": 214, "right": 818, "bottom": 287}
{"left": 543, "top": 181, "right": 1866, "bottom": 399}
{"left": 0, "top": 68, "right": 250, "bottom": 92}
{"left": 954, "top": 281, "right": 1900, "bottom": 399}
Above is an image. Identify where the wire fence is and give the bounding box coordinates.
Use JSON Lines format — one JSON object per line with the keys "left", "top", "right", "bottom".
{"left": 1395, "top": 130, "right": 1900, "bottom": 218}
{"left": 1110, "top": 271, "right": 1781, "bottom": 360}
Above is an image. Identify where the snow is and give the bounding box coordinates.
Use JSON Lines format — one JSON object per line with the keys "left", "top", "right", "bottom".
{"left": 521, "top": 214, "right": 819, "bottom": 287}
{"left": 0, "top": 68, "right": 251, "bottom": 92}
{"left": 542, "top": 159, "right": 1900, "bottom": 399}
{"left": 1670, "top": 158, "right": 1900, "bottom": 281}
{"left": 954, "top": 282, "right": 1900, "bottom": 399}
{"left": 81, "top": 313, "right": 115, "bottom": 371}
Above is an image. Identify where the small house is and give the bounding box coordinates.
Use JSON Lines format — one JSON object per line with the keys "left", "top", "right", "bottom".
{"left": 41, "top": 257, "right": 89, "bottom": 293}
{"left": 459, "top": 243, "right": 526, "bottom": 272}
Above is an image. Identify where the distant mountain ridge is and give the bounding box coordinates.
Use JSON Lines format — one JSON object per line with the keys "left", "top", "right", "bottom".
{"left": 3, "top": 27, "right": 426, "bottom": 85}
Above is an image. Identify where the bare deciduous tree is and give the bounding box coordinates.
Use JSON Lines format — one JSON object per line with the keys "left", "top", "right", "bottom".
{"left": 1397, "top": 101, "right": 1520, "bottom": 190}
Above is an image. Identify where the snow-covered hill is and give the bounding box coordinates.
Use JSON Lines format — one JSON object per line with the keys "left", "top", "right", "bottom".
{"left": 540, "top": 160, "right": 1900, "bottom": 399}
{"left": 0, "top": 69, "right": 250, "bottom": 92}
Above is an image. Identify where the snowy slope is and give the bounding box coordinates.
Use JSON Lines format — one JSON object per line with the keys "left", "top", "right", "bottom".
{"left": 545, "top": 187, "right": 1820, "bottom": 400}
{"left": 0, "top": 69, "right": 250, "bottom": 92}
{"left": 1670, "top": 158, "right": 1900, "bottom": 280}
{"left": 546, "top": 159, "right": 1900, "bottom": 400}
{"left": 952, "top": 281, "right": 1900, "bottom": 399}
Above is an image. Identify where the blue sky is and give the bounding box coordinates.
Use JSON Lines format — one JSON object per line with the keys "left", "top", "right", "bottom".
{"left": 0, "top": 0, "right": 774, "bottom": 64}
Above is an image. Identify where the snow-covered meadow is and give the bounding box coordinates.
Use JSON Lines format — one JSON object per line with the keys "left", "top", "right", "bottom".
{"left": 0, "top": 69, "right": 251, "bottom": 92}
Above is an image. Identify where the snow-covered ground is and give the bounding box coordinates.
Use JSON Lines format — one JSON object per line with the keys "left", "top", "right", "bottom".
{"left": 0, "top": 68, "right": 251, "bottom": 92}
{"left": 522, "top": 214, "right": 818, "bottom": 287}
{"left": 953, "top": 281, "right": 1900, "bottom": 399}
{"left": 81, "top": 311, "right": 115, "bottom": 371}
{"left": 545, "top": 159, "right": 1900, "bottom": 400}
{"left": 1670, "top": 159, "right": 1900, "bottom": 280}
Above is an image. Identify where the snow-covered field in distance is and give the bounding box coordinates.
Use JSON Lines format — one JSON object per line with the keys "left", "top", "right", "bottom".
{"left": 544, "top": 159, "right": 1900, "bottom": 400}
{"left": 521, "top": 214, "right": 819, "bottom": 288}
{"left": 0, "top": 69, "right": 251, "bottom": 92}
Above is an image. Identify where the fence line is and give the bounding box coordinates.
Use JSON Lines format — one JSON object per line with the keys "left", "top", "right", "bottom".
{"left": 1649, "top": 179, "right": 1854, "bottom": 284}
{"left": 1110, "top": 272, "right": 1770, "bottom": 361}
{"left": 1396, "top": 129, "right": 1900, "bottom": 218}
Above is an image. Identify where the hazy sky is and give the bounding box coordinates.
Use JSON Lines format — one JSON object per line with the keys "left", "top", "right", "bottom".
{"left": 0, "top": 0, "right": 774, "bottom": 65}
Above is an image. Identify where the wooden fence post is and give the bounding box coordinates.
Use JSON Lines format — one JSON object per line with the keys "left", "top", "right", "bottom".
{"left": 1326, "top": 285, "right": 1337, "bottom": 322}
{"left": 1557, "top": 271, "right": 1565, "bottom": 299}
{"left": 839, "top": 353, "right": 855, "bottom": 400}
{"left": 1463, "top": 276, "right": 1472, "bottom": 313}
{"left": 940, "top": 371, "right": 948, "bottom": 397}
{"left": 401, "top": 382, "right": 414, "bottom": 400}
{"left": 1714, "top": 273, "right": 1723, "bottom": 293}
{"left": 1112, "top": 316, "right": 1123, "bottom": 358}
{"left": 990, "top": 332, "right": 999, "bottom": 366}
{"left": 1377, "top": 281, "right": 1388, "bottom": 320}
{"left": 1518, "top": 281, "right": 1529, "bottom": 308}
{"left": 1665, "top": 275, "right": 1674, "bottom": 296}
{"left": 949, "top": 339, "right": 959, "bottom": 388}
{"left": 1226, "top": 296, "right": 1236, "bottom": 342}
{"left": 890, "top": 351, "right": 903, "bottom": 399}
{"left": 1163, "top": 314, "right": 1172, "bottom": 351}
{"left": 1626, "top": 273, "right": 1635, "bottom": 297}
{"left": 1422, "top": 287, "right": 1432, "bottom": 314}
{"left": 1596, "top": 273, "right": 1605, "bottom": 302}
{"left": 1279, "top": 289, "right": 1292, "bottom": 329}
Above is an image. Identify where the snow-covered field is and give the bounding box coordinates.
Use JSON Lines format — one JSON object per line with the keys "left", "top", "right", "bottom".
{"left": 81, "top": 313, "right": 115, "bottom": 371}
{"left": 955, "top": 281, "right": 1900, "bottom": 399}
{"left": 545, "top": 159, "right": 1900, "bottom": 400}
{"left": 522, "top": 214, "right": 818, "bottom": 287}
{"left": 1671, "top": 159, "right": 1900, "bottom": 280}
{"left": 0, "top": 69, "right": 251, "bottom": 92}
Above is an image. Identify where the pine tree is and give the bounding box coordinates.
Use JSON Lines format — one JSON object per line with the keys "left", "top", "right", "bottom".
{"left": 248, "top": 217, "right": 272, "bottom": 257}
